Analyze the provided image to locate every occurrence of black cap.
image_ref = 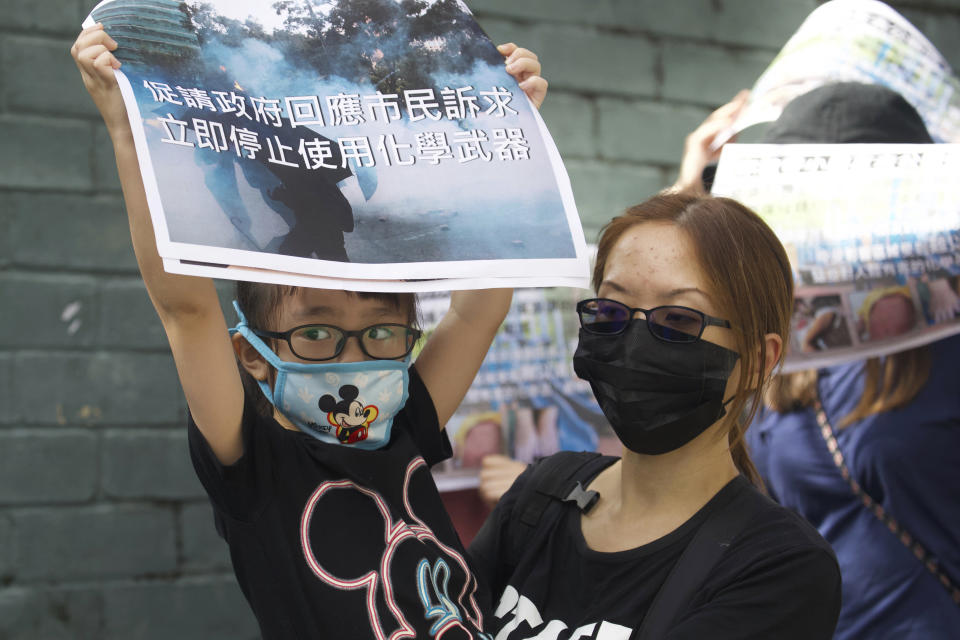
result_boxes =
[762,82,934,144]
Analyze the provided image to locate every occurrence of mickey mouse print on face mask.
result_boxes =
[230,300,416,450]
[318,384,381,444]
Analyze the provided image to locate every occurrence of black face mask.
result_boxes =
[572,322,740,455]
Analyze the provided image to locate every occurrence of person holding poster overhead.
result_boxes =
[72,21,548,639]
[468,192,841,639]
[680,81,960,638]
[748,84,960,640]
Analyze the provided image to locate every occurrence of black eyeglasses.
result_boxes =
[576,298,731,343]
[254,323,422,361]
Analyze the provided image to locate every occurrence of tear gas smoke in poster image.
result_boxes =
[84,0,588,288]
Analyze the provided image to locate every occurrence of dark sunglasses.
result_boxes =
[254,323,422,361]
[576,298,731,343]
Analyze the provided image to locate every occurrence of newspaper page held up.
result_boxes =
[727,0,960,144]
[712,143,960,372]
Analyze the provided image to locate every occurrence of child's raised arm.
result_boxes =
[414,44,546,427]
[71,24,245,464]
[415,288,513,427]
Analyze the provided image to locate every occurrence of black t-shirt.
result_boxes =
[188,366,488,639]
[469,458,842,640]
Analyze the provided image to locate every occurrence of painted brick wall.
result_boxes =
[1,1,958,637]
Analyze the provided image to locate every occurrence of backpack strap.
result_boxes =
[509,451,616,567]
[634,483,759,639]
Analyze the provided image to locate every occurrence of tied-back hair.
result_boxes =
[764,350,931,428]
[234,281,419,417]
[594,192,794,485]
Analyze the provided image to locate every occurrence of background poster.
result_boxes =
[84,0,588,288]
[726,0,960,144]
[712,143,960,372]
[419,288,614,491]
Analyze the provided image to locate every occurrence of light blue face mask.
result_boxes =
[231,302,410,450]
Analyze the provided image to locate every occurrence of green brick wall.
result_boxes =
[473,0,960,238]
[2,1,959,637]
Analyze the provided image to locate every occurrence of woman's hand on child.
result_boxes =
[71,23,130,137]
[499,43,547,109]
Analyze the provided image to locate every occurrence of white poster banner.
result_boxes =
[162,258,593,292]
[84,0,589,290]
[712,143,960,372]
[727,0,960,144]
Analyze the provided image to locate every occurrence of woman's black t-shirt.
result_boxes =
[469,458,842,640]
[188,366,488,640]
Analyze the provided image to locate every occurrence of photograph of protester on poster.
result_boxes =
[86,0,585,284]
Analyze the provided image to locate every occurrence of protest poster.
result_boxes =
[712,143,960,372]
[418,288,613,491]
[723,0,960,145]
[83,0,589,290]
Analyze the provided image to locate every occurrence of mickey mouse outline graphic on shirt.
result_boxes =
[318,384,380,444]
[300,457,491,640]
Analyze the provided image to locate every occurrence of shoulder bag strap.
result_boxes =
[813,386,960,605]
[634,483,758,640]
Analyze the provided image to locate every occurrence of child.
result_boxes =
[72,22,547,639]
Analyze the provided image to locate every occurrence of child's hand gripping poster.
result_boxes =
[83,0,590,291]
[712,143,960,372]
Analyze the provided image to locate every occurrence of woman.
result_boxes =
[746,83,960,640]
[669,82,960,639]
[469,192,841,639]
